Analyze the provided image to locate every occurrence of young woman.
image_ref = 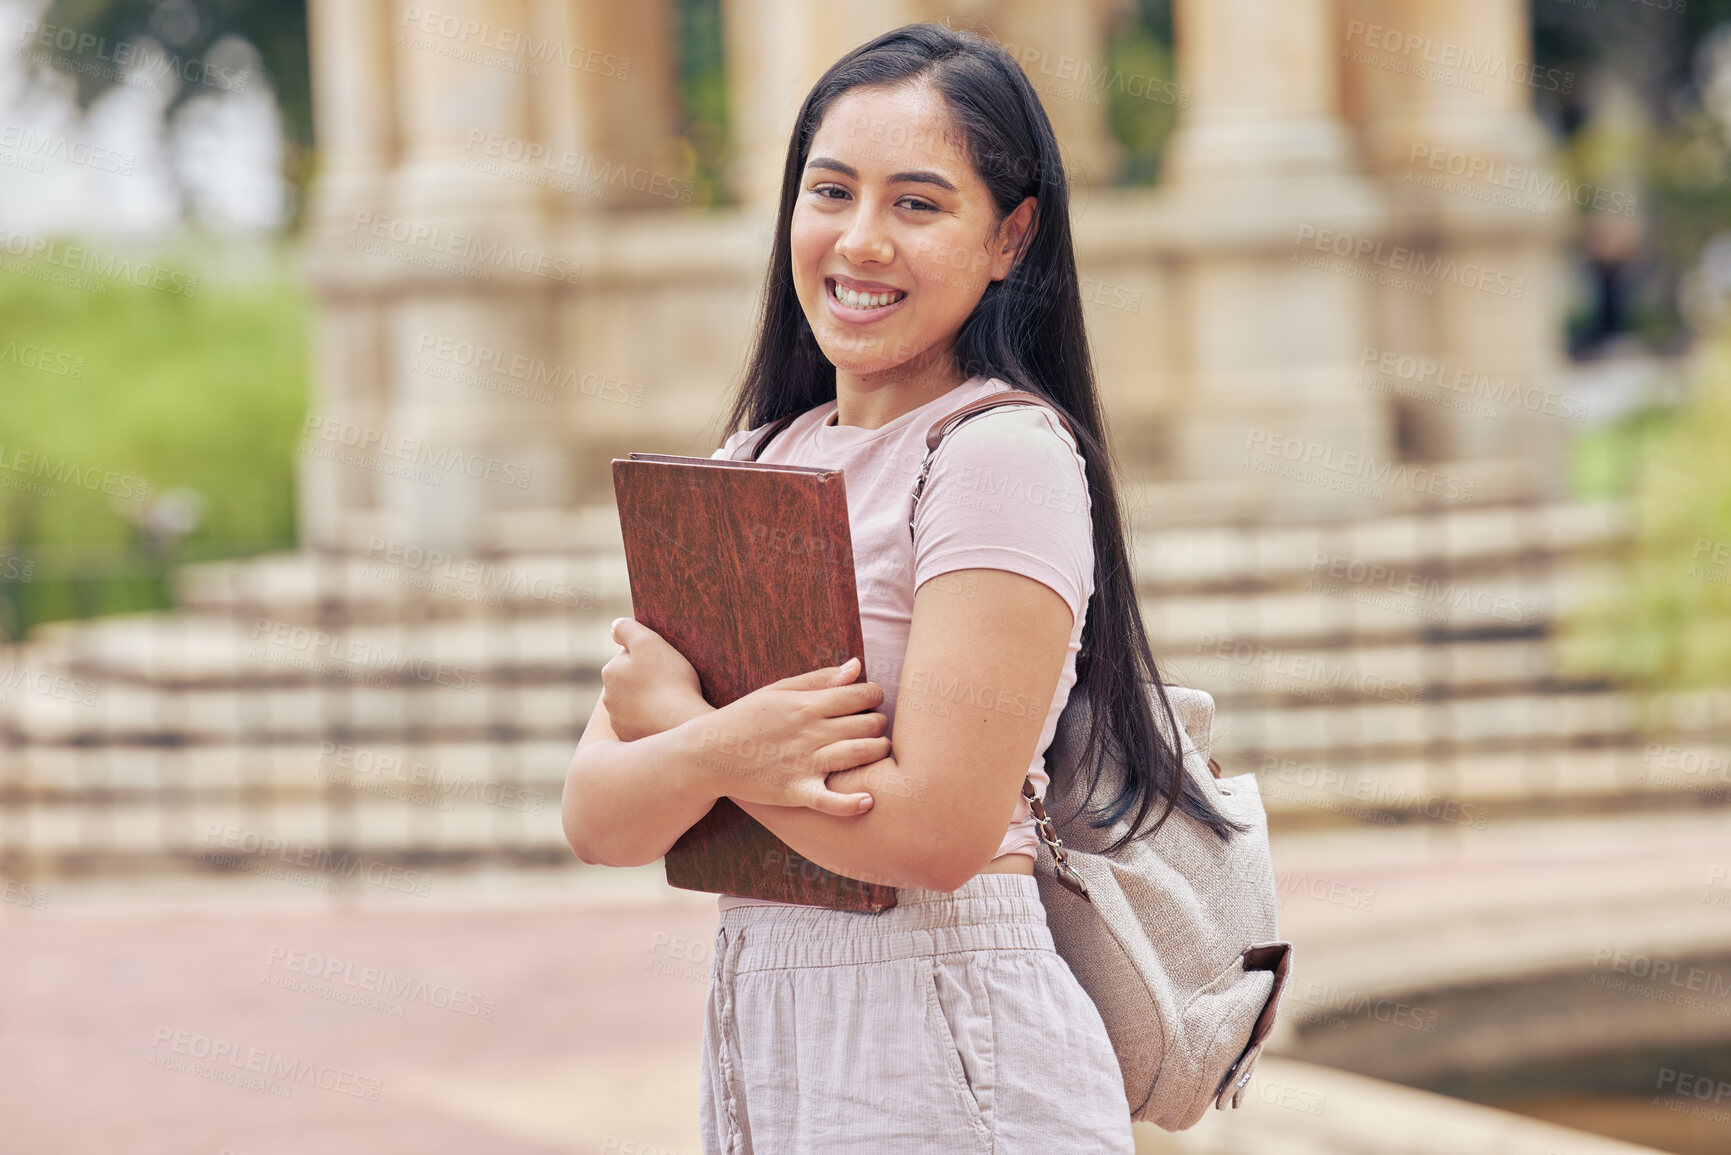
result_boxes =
[562,22,1243,1154]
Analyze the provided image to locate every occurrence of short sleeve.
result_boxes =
[911,406,1094,622]
[711,428,756,460]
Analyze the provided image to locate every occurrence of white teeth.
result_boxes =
[834,283,902,309]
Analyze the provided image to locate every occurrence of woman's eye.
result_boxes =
[810,183,848,200]
[899,197,937,212]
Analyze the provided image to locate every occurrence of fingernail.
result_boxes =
[611,618,624,631]
[857,795,873,812]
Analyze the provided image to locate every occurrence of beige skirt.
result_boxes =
[698,871,1136,1154]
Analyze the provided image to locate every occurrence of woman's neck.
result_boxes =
[832,350,970,430]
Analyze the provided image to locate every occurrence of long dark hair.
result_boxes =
[720,21,1245,849]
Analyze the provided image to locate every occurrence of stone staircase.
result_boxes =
[2,484,1727,885]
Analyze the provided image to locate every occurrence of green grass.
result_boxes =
[0,241,309,639]
[1560,329,1731,691]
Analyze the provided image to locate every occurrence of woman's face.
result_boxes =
[790,82,1034,384]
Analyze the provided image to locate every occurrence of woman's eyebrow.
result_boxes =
[806,156,958,192]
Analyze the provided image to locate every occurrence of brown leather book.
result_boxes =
[611,451,898,912]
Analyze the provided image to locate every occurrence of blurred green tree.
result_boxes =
[22,0,311,223]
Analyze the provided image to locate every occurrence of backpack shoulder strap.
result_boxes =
[909,388,1078,539]
[730,411,800,462]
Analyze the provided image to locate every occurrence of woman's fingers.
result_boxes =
[794,775,875,817]
[824,711,888,742]
[821,737,892,773]
[769,656,860,692]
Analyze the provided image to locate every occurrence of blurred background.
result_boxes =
[2,0,1730,1151]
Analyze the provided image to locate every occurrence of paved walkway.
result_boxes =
[0,865,720,1155]
[6,806,1727,1153]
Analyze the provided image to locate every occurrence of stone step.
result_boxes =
[0,675,599,743]
[9,736,1725,825]
[1162,636,1579,709]
[0,795,569,872]
[1211,688,1731,763]
[7,740,1725,876]
[1133,500,1626,592]
[1118,456,1548,531]
[173,547,630,625]
[2,739,573,800]
[159,499,1627,626]
[11,610,618,686]
[18,553,1611,694]
[1144,561,1615,649]
[1248,741,1731,829]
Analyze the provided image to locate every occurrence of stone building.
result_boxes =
[298,0,1571,552]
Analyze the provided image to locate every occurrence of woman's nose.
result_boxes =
[835,201,894,264]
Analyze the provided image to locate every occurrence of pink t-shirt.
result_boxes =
[705,375,1095,911]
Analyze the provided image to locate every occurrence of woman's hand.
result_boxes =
[687,658,891,816]
[600,618,712,742]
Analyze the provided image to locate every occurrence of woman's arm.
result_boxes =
[562,656,891,867]
[561,696,725,867]
[732,566,1074,892]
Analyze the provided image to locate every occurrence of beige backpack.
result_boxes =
[912,390,1294,1131]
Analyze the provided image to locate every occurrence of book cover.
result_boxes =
[612,452,897,912]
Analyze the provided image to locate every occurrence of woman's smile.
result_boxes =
[825,275,910,323]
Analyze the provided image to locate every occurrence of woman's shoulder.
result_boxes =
[943,381,1088,476]
[711,400,838,459]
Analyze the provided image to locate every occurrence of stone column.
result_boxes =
[980,0,1123,187]
[1157,0,1394,518]
[533,0,685,212]
[721,0,920,209]
[1337,0,1571,494]
[375,0,564,551]
[720,1,1120,206]
[299,0,400,549]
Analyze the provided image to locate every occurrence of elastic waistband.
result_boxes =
[717,872,1052,972]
